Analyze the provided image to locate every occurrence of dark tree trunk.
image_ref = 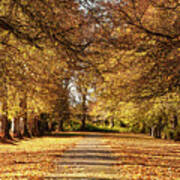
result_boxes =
[150,126,160,138]
[174,114,178,129]
[173,114,180,141]
[14,117,23,139]
[23,117,31,137]
[156,128,161,138]
[140,123,146,134]
[20,92,31,137]
[105,119,109,126]
[32,116,40,136]
[81,94,87,130]
[81,114,86,130]
[3,116,12,139]
[155,117,163,139]
[37,120,44,136]
[59,118,64,131]
[2,81,12,140]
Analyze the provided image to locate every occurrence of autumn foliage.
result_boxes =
[0,0,179,163]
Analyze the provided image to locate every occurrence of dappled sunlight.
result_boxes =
[0,0,180,179]
[0,134,81,179]
[104,133,180,179]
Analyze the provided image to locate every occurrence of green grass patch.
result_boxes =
[79,123,129,133]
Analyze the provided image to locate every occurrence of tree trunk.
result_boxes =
[23,117,31,137]
[2,80,12,139]
[14,117,23,139]
[81,114,86,130]
[59,118,64,131]
[3,116,12,139]
[81,93,87,130]
[105,119,109,126]
[20,92,31,137]
[173,114,178,129]
[32,116,40,136]
[173,114,180,141]
[156,128,161,138]
[156,117,163,138]
[150,126,155,137]
[111,118,115,128]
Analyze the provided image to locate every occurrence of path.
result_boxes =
[47,133,119,180]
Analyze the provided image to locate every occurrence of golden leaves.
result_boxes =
[0,135,81,179]
[104,133,180,179]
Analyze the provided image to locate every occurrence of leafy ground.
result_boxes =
[1,132,180,179]
[103,133,180,179]
[0,133,82,179]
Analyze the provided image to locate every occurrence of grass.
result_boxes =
[0,134,82,179]
[74,123,129,133]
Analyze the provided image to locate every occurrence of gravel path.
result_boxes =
[46,134,119,180]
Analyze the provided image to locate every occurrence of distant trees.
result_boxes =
[0,0,90,139]
[84,0,180,139]
[0,0,180,140]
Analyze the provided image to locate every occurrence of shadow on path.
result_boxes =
[47,131,153,141]
[45,177,119,180]
[52,135,120,180]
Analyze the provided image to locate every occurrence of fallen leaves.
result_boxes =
[2,132,180,179]
[104,133,180,180]
[0,134,81,179]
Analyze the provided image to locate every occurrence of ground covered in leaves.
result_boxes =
[104,133,180,179]
[0,133,82,179]
[1,132,180,179]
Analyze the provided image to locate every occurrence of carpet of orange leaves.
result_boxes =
[104,133,180,180]
[0,133,81,179]
[1,132,180,179]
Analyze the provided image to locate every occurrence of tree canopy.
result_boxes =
[0,0,180,139]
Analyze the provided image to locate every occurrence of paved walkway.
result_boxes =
[47,134,119,180]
